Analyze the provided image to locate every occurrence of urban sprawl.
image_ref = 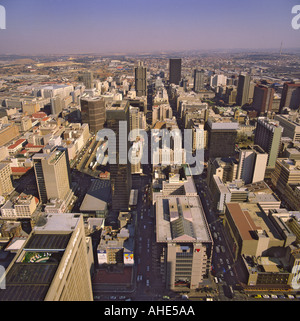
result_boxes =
[0,52,299,301]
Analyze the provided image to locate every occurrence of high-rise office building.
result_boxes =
[134,61,147,97]
[152,104,173,125]
[0,163,14,197]
[237,145,268,184]
[50,96,63,115]
[193,69,205,92]
[80,96,106,134]
[271,158,300,211]
[82,71,94,89]
[210,74,227,88]
[106,100,132,211]
[129,106,146,133]
[169,58,181,85]
[207,157,239,188]
[271,158,300,194]
[274,114,300,142]
[236,73,251,106]
[252,84,275,115]
[279,82,300,112]
[205,117,238,159]
[254,118,283,168]
[33,146,72,204]
[225,87,237,104]
[0,213,94,301]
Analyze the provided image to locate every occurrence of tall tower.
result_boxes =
[205,117,238,159]
[80,96,106,134]
[237,145,268,184]
[134,61,147,97]
[169,58,181,85]
[0,163,14,197]
[254,118,283,168]
[82,71,94,89]
[33,146,72,204]
[279,82,300,113]
[236,73,251,107]
[193,69,205,92]
[252,84,275,115]
[106,100,132,211]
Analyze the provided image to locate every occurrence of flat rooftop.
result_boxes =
[106,100,128,111]
[226,203,283,241]
[156,195,212,243]
[34,213,81,232]
[0,214,81,301]
[226,203,260,241]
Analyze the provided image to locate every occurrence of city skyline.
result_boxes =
[0,0,300,304]
[0,0,299,55]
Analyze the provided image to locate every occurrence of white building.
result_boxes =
[237,145,268,184]
[210,74,227,88]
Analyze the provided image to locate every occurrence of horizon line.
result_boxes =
[1,47,300,57]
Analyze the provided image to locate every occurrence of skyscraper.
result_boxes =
[254,118,283,168]
[210,74,227,88]
[106,100,132,211]
[50,96,63,115]
[279,82,300,112]
[134,61,147,97]
[237,145,268,184]
[236,73,251,106]
[80,96,106,134]
[193,69,205,92]
[0,163,14,197]
[0,213,94,301]
[82,71,94,89]
[205,117,238,159]
[252,84,275,115]
[169,58,181,85]
[33,146,72,204]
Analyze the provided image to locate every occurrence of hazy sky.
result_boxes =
[0,0,299,55]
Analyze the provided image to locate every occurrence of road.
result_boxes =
[133,170,164,301]
[194,174,244,300]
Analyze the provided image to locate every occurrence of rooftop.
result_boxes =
[0,214,83,301]
[80,179,110,212]
[226,203,283,241]
[34,213,81,232]
[226,203,260,241]
[156,195,211,243]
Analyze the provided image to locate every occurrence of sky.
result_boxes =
[0,0,299,55]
